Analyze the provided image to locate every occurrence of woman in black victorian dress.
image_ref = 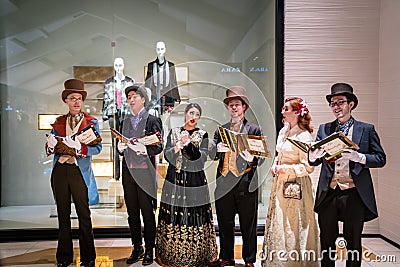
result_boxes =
[156,103,217,267]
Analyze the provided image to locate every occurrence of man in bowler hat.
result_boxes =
[45,79,102,267]
[308,83,386,267]
[210,86,264,267]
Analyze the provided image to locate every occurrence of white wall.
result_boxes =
[378,0,400,244]
[285,0,399,243]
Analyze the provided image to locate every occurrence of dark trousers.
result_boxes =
[318,187,366,267]
[51,162,96,264]
[215,175,258,263]
[108,115,121,180]
[122,167,156,249]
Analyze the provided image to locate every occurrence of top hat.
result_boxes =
[125,84,150,106]
[223,86,250,106]
[326,83,358,109]
[61,79,87,102]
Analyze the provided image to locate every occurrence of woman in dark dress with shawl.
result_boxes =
[156,103,217,267]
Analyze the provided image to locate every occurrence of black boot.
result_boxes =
[126,245,144,264]
[56,262,71,267]
[81,260,95,267]
[142,248,153,266]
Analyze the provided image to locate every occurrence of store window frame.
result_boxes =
[0,0,284,241]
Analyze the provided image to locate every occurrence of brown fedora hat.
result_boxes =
[223,86,249,106]
[326,83,358,109]
[61,79,87,102]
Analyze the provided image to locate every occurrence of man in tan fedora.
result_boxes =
[45,78,102,267]
[210,86,264,267]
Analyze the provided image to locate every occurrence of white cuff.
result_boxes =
[359,153,366,164]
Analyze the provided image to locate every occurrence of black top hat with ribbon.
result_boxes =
[326,83,358,109]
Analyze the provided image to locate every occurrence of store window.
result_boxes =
[0,0,278,233]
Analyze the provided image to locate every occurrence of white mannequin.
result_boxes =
[113,57,125,90]
[145,41,180,115]
[155,42,166,89]
[156,41,166,64]
[102,57,135,180]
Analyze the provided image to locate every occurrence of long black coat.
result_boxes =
[311,119,386,222]
[120,111,163,170]
[145,58,180,106]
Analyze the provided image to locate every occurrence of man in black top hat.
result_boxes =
[117,84,163,266]
[308,83,386,267]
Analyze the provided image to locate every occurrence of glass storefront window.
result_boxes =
[0,0,278,232]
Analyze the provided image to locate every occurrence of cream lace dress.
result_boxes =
[262,123,319,267]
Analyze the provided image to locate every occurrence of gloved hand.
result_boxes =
[341,148,366,164]
[308,147,325,162]
[63,136,81,150]
[128,142,147,155]
[47,134,58,148]
[217,142,230,152]
[178,130,191,148]
[117,141,128,153]
[239,149,254,162]
[175,141,184,150]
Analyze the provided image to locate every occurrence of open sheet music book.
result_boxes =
[110,128,163,146]
[218,125,272,158]
[287,131,359,161]
[72,124,102,145]
[49,124,102,157]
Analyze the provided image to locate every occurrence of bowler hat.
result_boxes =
[223,86,249,106]
[326,83,358,109]
[125,84,150,106]
[61,79,87,102]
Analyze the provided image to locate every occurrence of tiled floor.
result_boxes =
[0,201,270,230]
[0,237,399,267]
[0,204,399,266]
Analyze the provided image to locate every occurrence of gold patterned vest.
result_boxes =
[220,121,243,177]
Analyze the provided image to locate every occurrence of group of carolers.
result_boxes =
[46,79,385,267]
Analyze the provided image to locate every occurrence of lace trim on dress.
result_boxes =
[171,127,206,173]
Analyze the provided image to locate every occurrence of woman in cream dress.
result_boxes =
[262,97,319,267]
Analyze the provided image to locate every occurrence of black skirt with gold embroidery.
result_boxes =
[156,170,218,267]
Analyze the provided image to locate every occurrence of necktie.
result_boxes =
[130,115,140,130]
[68,113,82,130]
